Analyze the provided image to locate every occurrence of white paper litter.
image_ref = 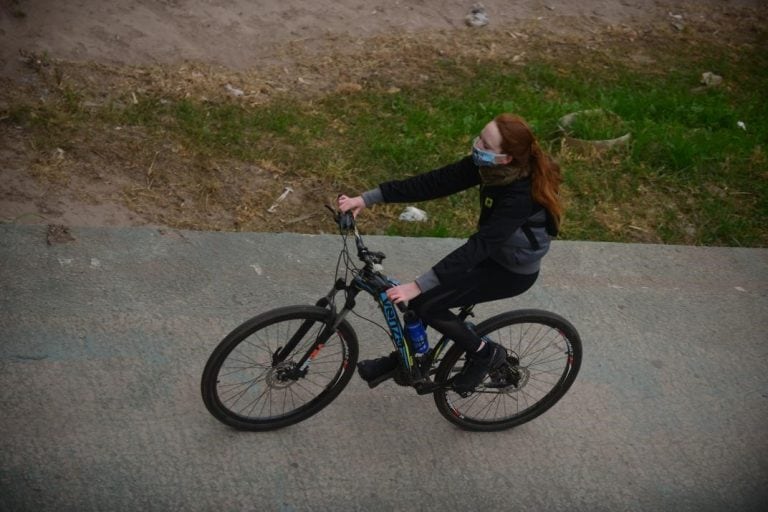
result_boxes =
[399,206,428,222]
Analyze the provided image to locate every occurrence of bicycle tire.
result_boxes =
[201,305,358,431]
[433,309,582,432]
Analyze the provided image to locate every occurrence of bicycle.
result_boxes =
[201,209,582,432]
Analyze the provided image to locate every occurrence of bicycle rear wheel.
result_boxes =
[433,309,581,431]
[201,305,358,430]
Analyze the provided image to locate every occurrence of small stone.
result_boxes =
[46,224,76,245]
[465,3,489,27]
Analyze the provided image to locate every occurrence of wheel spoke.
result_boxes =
[435,314,580,430]
[202,307,357,429]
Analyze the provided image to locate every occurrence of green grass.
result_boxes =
[564,110,628,141]
[14,34,768,246]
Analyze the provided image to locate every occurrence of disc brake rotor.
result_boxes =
[266,362,300,389]
[485,353,529,392]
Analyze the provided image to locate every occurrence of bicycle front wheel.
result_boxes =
[201,305,358,431]
[433,309,582,431]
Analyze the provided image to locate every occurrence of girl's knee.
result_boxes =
[409,296,429,319]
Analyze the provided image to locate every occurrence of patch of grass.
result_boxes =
[563,110,628,141]
[304,47,765,245]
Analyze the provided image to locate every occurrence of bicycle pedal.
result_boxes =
[414,380,440,395]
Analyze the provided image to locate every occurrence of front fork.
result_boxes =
[272,279,358,377]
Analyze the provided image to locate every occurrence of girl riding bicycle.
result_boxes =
[338,113,563,394]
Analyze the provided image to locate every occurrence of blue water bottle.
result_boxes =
[404,310,429,354]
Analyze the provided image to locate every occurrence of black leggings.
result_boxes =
[409,259,538,354]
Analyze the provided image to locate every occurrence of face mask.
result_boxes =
[472,137,508,167]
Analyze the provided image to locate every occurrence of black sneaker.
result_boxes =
[453,342,507,395]
[357,351,399,388]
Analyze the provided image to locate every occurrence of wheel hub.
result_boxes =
[486,353,529,392]
[267,362,300,389]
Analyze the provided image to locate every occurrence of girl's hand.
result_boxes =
[386,282,422,304]
[337,195,366,217]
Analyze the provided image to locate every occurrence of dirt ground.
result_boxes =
[0,0,764,230]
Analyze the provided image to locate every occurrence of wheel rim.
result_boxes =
[213,316,349,422]
[444,321,576,425]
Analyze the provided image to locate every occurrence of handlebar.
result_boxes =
[326,206,386,267]
[326,205,411,312]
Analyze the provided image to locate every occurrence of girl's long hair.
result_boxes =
[494,113,564,230]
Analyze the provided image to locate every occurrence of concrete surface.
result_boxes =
[1,224,767,511]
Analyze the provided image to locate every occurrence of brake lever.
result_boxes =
[324,204,339,222]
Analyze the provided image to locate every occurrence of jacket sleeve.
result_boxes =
[431,192,533,285]
[379,156,480,203]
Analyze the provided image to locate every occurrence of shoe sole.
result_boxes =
[362,369,397,389]
[356,362,397,389]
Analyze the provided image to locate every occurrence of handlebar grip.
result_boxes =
[396,302,408,313]
[339,211,355,231]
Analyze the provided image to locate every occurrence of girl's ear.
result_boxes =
[499,154,514,165]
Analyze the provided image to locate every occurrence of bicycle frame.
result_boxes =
[272,211,476,393]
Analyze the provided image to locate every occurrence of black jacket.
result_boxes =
[375,156,551,288]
